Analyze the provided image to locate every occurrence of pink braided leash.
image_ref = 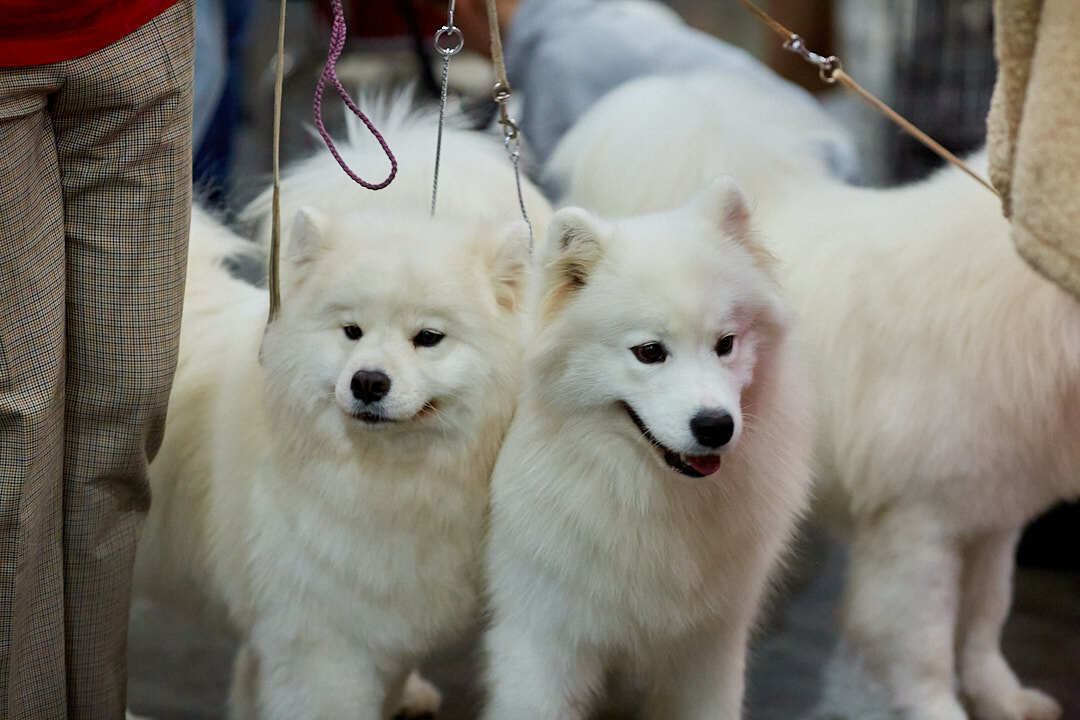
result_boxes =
[313,0,397,189]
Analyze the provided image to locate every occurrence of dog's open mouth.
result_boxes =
[351,400,438,425]
[621,402,722,478]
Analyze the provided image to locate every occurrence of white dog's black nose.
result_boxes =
[351,370,391,404]
[690,410,734,448]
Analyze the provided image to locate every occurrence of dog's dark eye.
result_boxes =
[716,334,736,357]
[343,324,363,340]
[631,342,668,364]
[413,329,445,348]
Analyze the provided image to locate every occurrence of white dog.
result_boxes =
[482,178,813,719]
[135,99,549,719]
[545,72,1080,720]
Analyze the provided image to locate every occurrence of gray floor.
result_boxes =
[127,528,1080,720]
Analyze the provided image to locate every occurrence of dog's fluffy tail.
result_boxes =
[185,206,264,307]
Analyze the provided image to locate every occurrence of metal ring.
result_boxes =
[434,25,464,56]
[492,82,512,104]
[819,56,841,84]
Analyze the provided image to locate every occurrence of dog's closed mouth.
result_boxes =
[351,400,438,425]
[353,411,394,424]
[621,402,722,478]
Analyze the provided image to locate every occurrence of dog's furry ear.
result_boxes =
[287,206,330,265]
[693,176,752,239]
[537,207,608,322]
[491,220,530,313]
[544,207,608,289]
[693,177,777,277]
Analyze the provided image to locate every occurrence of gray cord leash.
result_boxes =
[430,0,463,216]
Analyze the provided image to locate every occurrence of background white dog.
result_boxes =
[545,72,1079,720]
[135,99,549,720]
[482,179,813,719]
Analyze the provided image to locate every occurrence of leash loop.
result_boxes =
[313,0,398,191]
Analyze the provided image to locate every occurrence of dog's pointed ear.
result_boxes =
[287,206,330,265]
[693,176,777,277]
[536,207,609,322]
[693,176,751,240]
[543,206,608,290]
[490,220,530,313]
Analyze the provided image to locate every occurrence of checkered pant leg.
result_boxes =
[0,1,194,717]
[0,70,69,720]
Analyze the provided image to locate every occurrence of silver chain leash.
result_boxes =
[430,0,463,216]
[492,83,533,252]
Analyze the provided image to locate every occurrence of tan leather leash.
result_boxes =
[738,0,999,197]
[486,0,535,250]
[267,0,287,324]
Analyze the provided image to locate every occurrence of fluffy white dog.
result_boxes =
[545,72,1079,720]
[135,100,549,719]
[481,178,813,719]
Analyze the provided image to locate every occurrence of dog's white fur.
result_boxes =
[482,179,813,719]
[136,100,550,719]
[546,72,1080,720]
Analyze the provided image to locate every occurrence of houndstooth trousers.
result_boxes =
[0,2,194,717]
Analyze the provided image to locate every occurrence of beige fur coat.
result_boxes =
[988,0,1080,300]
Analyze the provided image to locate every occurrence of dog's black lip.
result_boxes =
[620,401,712,478]
[352,410,393,424]
[350,400,438,425]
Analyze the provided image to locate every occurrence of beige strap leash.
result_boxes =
[267,0,287,324]
[738,0,998,197]
[486,0,534,250]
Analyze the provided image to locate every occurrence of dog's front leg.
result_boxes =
[481,619,603,720]
[643,627,748,720]
[230,624,391,720]
[957,528,1062,720]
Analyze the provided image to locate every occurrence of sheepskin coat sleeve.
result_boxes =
[988,0,1080,301]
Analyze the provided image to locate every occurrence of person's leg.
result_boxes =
[50,2,195,715]
[0,67,69,720]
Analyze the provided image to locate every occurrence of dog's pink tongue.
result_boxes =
[687,455,722,476]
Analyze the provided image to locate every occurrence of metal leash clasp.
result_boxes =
[783,33,841,83]
[492,81,520,153]
[491,81,533,251]
[492,82,516,136]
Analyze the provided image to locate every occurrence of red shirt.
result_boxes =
[0,0,182,67]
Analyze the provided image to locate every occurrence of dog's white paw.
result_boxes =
[971,687,1062,720]
[962,653,1062,720]
[393,670,442,719]
[1015,688,1064,720]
